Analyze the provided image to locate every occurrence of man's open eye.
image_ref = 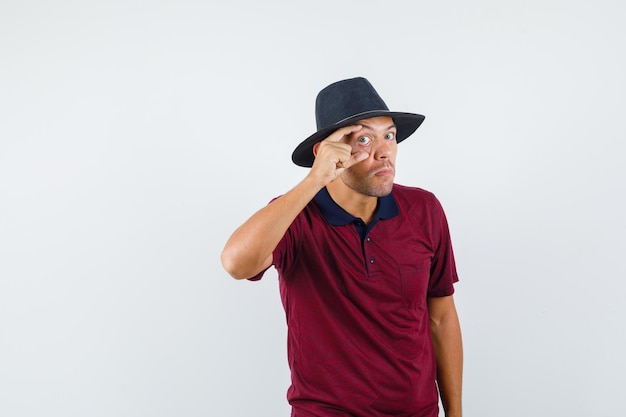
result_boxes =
[357,136,372,146]
[385,132,396,140]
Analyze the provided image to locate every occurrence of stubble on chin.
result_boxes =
[342,170,395,197]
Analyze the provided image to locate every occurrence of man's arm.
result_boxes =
[220,125,368,279]
[428,295,463,417]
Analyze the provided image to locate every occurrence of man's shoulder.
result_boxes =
[390,184,447,227]
[391,183,438,203]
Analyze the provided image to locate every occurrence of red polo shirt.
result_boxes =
[253,184,459,417]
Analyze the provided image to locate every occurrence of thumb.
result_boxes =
[344,151,370,168]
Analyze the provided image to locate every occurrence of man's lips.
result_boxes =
[373,167,394,177]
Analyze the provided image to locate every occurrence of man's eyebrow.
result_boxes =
[357,123,397,131]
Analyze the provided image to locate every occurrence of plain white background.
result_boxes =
[1,1,625,416]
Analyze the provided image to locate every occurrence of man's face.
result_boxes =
[340,116,398,197]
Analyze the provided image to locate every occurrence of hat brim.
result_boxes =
[291,111,425,167]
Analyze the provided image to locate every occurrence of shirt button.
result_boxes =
[369,257,375,264]
[366,237,371,242]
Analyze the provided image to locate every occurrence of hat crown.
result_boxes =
[315,77,390,130]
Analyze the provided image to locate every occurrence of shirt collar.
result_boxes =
[314,186,399,226]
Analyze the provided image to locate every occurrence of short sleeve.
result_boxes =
[246,196,302,281]
[426,196,459,297]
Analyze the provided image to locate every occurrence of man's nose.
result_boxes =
[373,139,392,159]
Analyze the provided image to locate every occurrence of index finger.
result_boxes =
[322,124,363,143]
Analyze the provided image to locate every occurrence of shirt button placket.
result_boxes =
[364,235,374,271]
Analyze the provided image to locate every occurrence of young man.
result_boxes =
[221,77,463,417]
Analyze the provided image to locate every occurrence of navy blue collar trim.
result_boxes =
[314,187,399,226]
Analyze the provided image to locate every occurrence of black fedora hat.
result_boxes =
[292,77,425,167]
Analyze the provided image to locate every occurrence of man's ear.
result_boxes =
[312,142,321,157]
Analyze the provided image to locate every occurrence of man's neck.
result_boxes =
[326,181,378,225]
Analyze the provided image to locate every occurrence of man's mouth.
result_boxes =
[373,166,394,177]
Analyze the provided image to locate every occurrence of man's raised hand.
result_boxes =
[309,125,369,186]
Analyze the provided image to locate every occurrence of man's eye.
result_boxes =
[357,136,372,145]
[385,132,396,140]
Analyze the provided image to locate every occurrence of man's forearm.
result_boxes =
[429,298,463,417]
[221,175,324,279]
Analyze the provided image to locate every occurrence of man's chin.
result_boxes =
[343,175,394,197]
[369,183,394,197]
